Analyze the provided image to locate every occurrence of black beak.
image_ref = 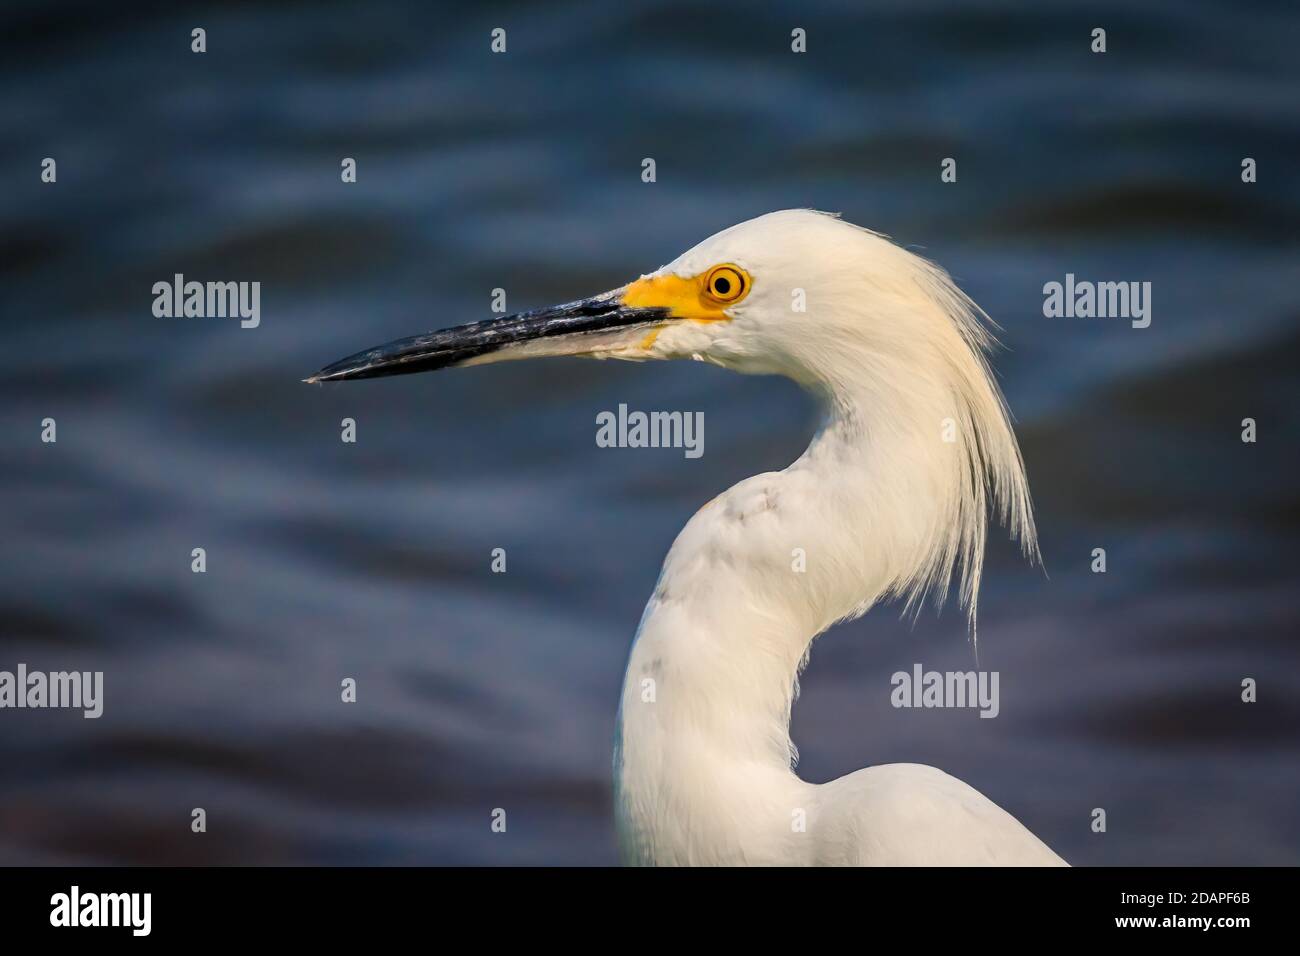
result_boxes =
[305,291,670,383]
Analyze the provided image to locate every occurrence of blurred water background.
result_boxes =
[1,0,1297,865]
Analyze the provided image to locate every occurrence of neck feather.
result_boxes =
[614,276,1036,864]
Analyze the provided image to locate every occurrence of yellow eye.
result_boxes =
[704,265,747,303]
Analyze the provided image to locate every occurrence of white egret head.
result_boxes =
[308,209,1036,624]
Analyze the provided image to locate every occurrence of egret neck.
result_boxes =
[613,351,967,865]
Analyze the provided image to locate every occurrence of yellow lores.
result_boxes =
[623,264,751,352]
[623,264,751,323]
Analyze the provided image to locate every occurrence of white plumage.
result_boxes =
[609,211,1064,865]
[311,208,1066,866]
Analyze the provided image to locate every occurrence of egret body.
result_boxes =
[309,210,1066,866]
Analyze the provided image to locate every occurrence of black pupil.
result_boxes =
[714,276,732,295]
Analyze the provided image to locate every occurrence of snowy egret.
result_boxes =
[308,210,1066,866]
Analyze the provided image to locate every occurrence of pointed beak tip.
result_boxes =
[304,362,359,384]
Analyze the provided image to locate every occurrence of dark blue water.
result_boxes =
[1,0,1297,864]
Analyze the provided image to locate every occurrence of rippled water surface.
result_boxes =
[1,0,1297,864]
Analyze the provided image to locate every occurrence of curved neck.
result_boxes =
[613,383,950,865]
